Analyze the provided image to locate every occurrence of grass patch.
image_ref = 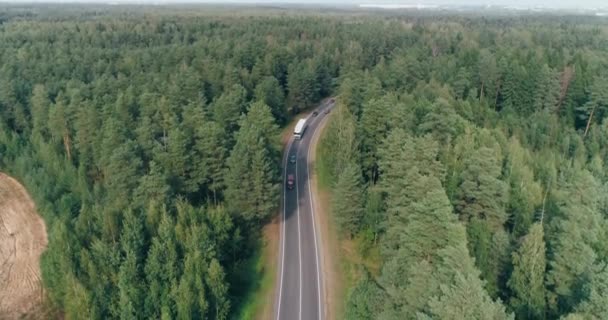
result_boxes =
[230,236,275,320]
[316,132,334,190]
[315,112,382,319]
[229,116,303,320]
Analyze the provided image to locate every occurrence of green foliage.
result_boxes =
[456,145,509,296]
[1,7,608,320]
[318,103,359,183]
[224,101,280,225]
[421,244,513,320]
[570,264,608,319]
[331,162,365,236]
[546,169,605,316]
[254,76,287,124]
[345,272,386,320]
[287,59,320,114]
[508,223,547,320]
[359,94,406,182]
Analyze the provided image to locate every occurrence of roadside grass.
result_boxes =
[232,102,332,320]
[231,115,310,320]
[315,113,382,320]
[230,234,275,320]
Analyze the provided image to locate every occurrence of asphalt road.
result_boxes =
[275,100,334,320]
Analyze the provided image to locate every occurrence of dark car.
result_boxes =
[312,111,319,117]
[289,154,296,164]
[287,174,295,190]
[330,98,335,103]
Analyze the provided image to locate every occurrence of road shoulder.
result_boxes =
[308,114,340,320]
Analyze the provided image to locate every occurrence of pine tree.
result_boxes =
[48,93,73,161]
[505,137,543,237]
[478,50,499,105]
[456,147,509,296]
[173,251,209,320]
[378,130,445,243]
[224,102,279,224]
[546,169,604,315]
[418,101,467,146]
[243,100,281,156]
[194,120,228,203]
[361,186,384,244]
[145,213,178,319]
[287,59,317,114]
[73,100,100,171]
[105,140,143,209]
[209,84,247,137]
[249,142,279,222]
[572,264,608,319]
[117,250,141,320]
[359,94,397,182]
[331,162,365,236]
[379,175,464,317]
[135,161,171,208]
[578,75,608,137]
[207,259,230,320]
[533,64,560,112]
[422,244,513,320]
[166,124,195,193]
[345,272,386,320]
[452,67,471,99]
[254,76,286,123]
[564,61,589,122]
[30,84,50,139]
[508,223,547,319]
[379,173,511,319]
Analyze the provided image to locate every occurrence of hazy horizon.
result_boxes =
[0,0,607,9]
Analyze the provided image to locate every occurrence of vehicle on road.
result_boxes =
[287,174,295,190]
[329,98,335,103]
[312,111,319,117]
[324,108,330,114]
[294,118,307,140]
[289,154,296,164]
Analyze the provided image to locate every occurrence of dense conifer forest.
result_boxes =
[0,5,608,319]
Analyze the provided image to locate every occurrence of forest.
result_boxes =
[0,4,607,320]
[0,5,337,318]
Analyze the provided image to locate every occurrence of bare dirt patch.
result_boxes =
[0,173,48,319]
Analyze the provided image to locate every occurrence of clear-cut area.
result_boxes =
[0,173,48,319]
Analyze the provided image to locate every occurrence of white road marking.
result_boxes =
[295,141,303,320]
[276,100,332,320]
[307,109,328,320]
[276,139,293,320]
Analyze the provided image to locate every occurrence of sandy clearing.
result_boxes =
[0,173,48,319]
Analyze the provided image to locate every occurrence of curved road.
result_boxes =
[275,100,334,320]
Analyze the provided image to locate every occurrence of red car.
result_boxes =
[287,174,295,190]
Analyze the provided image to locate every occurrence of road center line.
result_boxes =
[295,141,303,320]
[276,139,293,320]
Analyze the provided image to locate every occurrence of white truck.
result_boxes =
[294,118,307,140]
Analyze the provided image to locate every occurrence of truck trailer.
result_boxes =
[294,118,307,140]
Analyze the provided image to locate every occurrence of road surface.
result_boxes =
[275,100,334,320]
